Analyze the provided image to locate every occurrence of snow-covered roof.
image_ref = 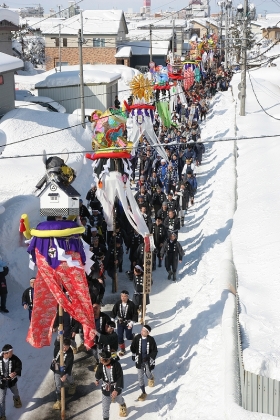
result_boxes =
[0,7,19,26]
[118,40,170,56]
[127,28,173,41]
[254,17,280,29]
[190,17,218,28]
[20,17,65,33]
[0,53,23,73]
[115,46,132,58]
[35,70,121,88]
[42,10,127,35]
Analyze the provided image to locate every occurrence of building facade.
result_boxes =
[44,10,128,71]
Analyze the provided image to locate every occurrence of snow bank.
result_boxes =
[231,58,280,380]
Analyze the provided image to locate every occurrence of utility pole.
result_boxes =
[224,4,228,68]
[58,23,61,72]
[172,17,175,54]
[240,0,248,116]
[149,24,153,63]
[78,10,85,128]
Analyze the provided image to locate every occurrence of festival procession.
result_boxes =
[0,26,234,420]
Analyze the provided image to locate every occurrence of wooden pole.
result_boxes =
[142,235,152,325]
[112,204,118,293]
[59,304,65,420]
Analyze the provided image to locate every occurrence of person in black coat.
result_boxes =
[0,262,9,313]
[195,141,205,166]
[93,321,118,358]
[132,265,150,321]
[140,206,153,232]
[51,338,75,409]
[126,230,144,271]
[90,302,111,367]
[160,232,184,281]
[95,350,127,419]
[164,209,181,236]
[152,186,166,217]
[130,325,158,402]
[81,217,92,245]
[104,239,124,280]
[22,277,35,321]
[151,217,168,268]
[0,344,22,415]
[149,171,163,195]
[157,202,168,221]
[166,191,179,212]
[175,182,193,227]
[134,243,145,268]
[79,199,91,219]
[111,290,138,356]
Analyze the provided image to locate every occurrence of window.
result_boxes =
[63,38,67,47]
[93,38,105,47]
[0,75,3,85]
[55,61,69,67]
[55,38,59,47]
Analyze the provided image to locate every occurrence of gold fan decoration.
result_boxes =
[130,74,153,102]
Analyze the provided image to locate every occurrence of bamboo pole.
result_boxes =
[59,304,65,420]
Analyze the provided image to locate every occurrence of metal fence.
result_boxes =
[236,291,280,417]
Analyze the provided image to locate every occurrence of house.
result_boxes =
[258,15,280,40]
[35,67,121,113]
[0,52,23,118]
[38,181,80,217]
[115,39,170,68]
[189,17,219,39]
[0,7,19,55]
[43,10,128,71]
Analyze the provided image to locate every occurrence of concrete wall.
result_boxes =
[0,71,15,117]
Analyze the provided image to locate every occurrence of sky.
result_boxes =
[4,0,280,18]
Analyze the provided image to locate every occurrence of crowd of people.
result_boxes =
[0,66,232,420]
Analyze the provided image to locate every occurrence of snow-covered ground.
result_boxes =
[0,58,280,419]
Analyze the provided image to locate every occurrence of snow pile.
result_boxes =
[0,52,23,73]
[231,62,280,380]
[0,7,19,26]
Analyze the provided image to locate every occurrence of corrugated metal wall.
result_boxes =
[37,82,118,113]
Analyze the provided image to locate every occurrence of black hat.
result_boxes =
[143,324,151,333]
[186,169,193,175]
[116,238,121,244]
[2,344,13,353]
[121,290,129,296]
[156,216,162,220]
[168,191,173,195]
[100,350,111,360]
[107,321,116,328]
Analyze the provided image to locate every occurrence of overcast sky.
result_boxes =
[5,0,280,17]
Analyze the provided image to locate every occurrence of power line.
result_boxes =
[248,69,280,120]
[1,133,280,160]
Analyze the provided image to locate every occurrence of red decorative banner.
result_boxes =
[27,250,95,349]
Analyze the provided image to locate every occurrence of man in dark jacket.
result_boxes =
[22,277,35,321]
[152,186,166,217]
[151,217,168,268]
[0,344,22,417]
[164,209,181,236]
[126,230,143,271]
[95,350,127,419]
[79,199,91,219]
[157,201,168,221]
[160,232,184,281]
[111,290,138,356]
[51,338,75,410]
[130,325,158,402]
[0,262,9,313]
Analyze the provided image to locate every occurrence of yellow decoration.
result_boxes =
[30,226,85,238]
[130,74,153,102]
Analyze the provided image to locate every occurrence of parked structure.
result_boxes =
[0,7,19,55]
[0,52,23,118]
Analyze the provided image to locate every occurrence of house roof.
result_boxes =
[0,53,23,74]
[117,40,170,56]
[42,9,128,36]
[0,7,19,26]
[38,181,81,198]
[115,46,132,58]
[35,69,121,88]
[190,17,218,29]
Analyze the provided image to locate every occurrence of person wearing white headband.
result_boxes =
[0,344,22,418]
[130,325,158,402]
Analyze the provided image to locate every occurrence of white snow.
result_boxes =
[0,53,23,73]
[0,48,280,419]
[42,10,125,35]
[35,70,121,88]
[0,7,19,26]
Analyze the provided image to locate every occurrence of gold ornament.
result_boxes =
[130,74,153,102]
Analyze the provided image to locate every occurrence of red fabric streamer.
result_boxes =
[123,100,156,111]
[27,250,95,349]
